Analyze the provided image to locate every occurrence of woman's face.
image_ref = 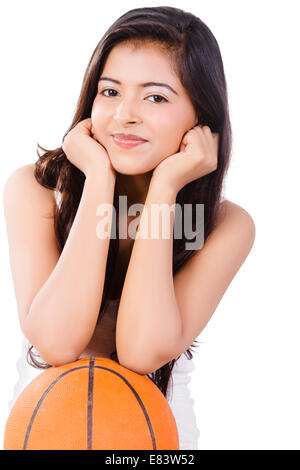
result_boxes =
[91,41,198,175]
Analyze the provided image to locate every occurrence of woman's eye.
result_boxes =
[147,95,168,103]
[100,89,118,97]
[99,89,168,103]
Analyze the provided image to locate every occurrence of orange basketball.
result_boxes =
[4,356,179,450]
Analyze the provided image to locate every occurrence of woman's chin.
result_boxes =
[110,158,153,176]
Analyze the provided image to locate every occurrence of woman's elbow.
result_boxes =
[23,322,82,367]
[31,343,79,367]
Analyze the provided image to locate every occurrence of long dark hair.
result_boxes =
[27,6,232,400]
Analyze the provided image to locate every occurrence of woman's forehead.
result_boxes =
[102,42,182,90]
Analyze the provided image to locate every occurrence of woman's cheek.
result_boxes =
[90,110,106,140]
[91,102,105,126]
[163,130,184,155]
[153,143,178,167]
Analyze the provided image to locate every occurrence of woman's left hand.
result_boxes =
[152,125,219,194]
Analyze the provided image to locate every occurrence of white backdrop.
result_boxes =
[0,0,299,450]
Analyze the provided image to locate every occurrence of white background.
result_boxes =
[0,0,299,450]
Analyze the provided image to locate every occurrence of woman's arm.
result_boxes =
[4,163,115,365]
[116,177,182,374]
[23,168,116,365]
[117,192,255,375]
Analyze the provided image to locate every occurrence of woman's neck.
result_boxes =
[117,170,153,206]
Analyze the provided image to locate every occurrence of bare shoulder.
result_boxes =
[216,198,256,235]
[193,197,256,264]
[3,163,56,218]
[3,163,60,330]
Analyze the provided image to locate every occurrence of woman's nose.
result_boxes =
[113,97,142,125]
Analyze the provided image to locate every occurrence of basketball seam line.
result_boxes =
[87,357,95,450]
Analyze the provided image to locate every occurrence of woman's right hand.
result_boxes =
[62,118,116,178]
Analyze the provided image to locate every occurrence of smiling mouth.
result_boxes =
[112,136,148,148]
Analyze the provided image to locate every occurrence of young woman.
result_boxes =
[3,6,255,449]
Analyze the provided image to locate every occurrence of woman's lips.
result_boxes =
[112,135,148,149]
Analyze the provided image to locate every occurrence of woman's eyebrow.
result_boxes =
[98,76,178,95]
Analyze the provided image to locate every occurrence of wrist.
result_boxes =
[85,164,116,184]
[149,174,178,200]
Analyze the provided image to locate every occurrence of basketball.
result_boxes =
[4,356,179,450]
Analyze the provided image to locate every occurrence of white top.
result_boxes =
[166,352,200,449]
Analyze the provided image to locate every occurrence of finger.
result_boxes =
[201,125,212,134]
[207,134,219,158]
[75,118,93,136]
[212,132,220,147]
[193,125,207,137]
[81,118,93,130]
